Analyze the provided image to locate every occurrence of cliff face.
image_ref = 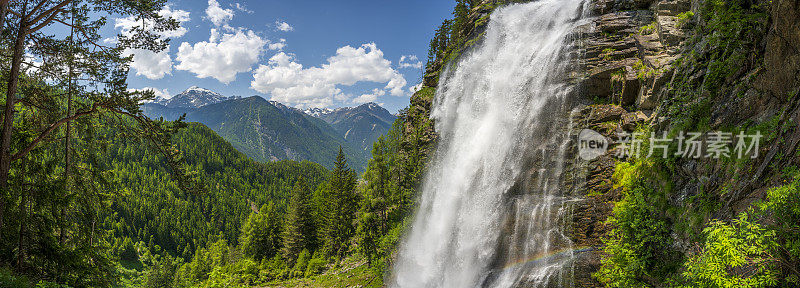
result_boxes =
[569,0,696,285]
[569,0,800,286]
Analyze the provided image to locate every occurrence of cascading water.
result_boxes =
[390,1,590,287]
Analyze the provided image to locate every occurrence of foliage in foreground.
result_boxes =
[678,170,800,288]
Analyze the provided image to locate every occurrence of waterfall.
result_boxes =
[390,1,590,287]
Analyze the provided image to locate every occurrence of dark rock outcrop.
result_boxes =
[575,0,691,111]
[759,0,800,99]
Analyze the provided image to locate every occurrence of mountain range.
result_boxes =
[142,87,396,171]
[152,86,240,108]
[305,103,398,151]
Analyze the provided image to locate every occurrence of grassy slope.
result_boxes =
[261,256,382,288]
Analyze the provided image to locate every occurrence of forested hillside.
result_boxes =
[103,123,328,259]
[0,0,434,285]
[186,97,368,172]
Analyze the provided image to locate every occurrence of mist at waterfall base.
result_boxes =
[389,1,591,287]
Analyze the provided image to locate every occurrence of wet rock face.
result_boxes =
[491,0,694,285]
[565,0,696,286]
[593,0,654,13]
[568,104,649,288]
[760,0,800,99]
[575,0,692,110]
[589,104,627,122]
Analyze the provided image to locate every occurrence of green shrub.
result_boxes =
[0,269,71,288]
[1,269,32,288]
[291,249,311,278]
[639,21,657,35]
[596,159,680,287]
[679,169,800,287]
[676,11,694,28]
[304,252,327,277]
[680,214,778,288]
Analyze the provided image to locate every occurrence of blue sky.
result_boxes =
[110,0,454,113]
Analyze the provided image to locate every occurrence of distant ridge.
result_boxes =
[151,86,241,109]
[142,88,376,171]
[302,102,397,151]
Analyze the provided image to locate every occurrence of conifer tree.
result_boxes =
[0,0,183,190]
[321,146,358,259]
[384,120,409,221]
[281,178,315,263]
[239,203,281,261]
[426,19,452,73]
[356,202,380,267]
[356,133,403,267]
[451,0,471,46]
[362,137,390,228]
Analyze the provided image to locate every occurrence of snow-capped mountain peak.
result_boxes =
[185,86,219,95]
[303,107,334,118]
[301,102,392,120]
[161,87,229,109]
[149,96,170,106]
[364,102,380,110]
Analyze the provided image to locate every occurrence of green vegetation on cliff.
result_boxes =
[596,0,800,287]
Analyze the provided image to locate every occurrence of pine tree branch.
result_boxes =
[26,7,64,35]
[25,0,70,28]
[50,18,113,50]
[29,0,49,18]
[11,103,97,161]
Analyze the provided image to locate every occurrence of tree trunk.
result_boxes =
[17,159,27,269]
[0,0,8,32]
[61,6,74,247]
[0,16,27,231]
[16,194,26,269]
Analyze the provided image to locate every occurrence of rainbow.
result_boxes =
[501,246,595,270]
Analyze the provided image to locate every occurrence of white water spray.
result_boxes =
[390,1,589,287]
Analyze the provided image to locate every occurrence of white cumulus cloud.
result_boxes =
[127,49,173,80]
[268,38,286,51]
[275,21,293,32]
[206,0,234,27]
[386,73,408,96]
[399,55,423,69]
[114,6,190,80]
[234,3,253,14]
[354,88,386,104]
[251,52,341,108]
[176,29,267,84]
[251,43,409,108]
[131,87,172,99]
[409,83,423,95]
